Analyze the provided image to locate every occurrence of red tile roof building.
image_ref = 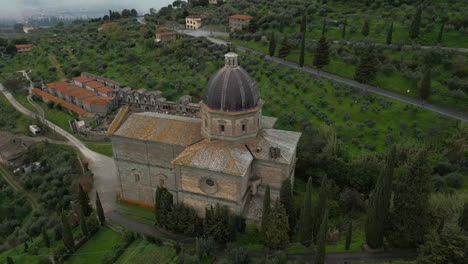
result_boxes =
[32,88,87,115]
[15,44,34,53]
[229,14,253,32]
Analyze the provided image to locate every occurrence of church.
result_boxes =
[109,52,301,220]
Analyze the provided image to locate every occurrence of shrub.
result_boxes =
[444,172,464,189]
[226,245,251,264]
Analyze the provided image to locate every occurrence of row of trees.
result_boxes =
[267,13,434,100]
[154,187,245,243]
[61,186,106,253]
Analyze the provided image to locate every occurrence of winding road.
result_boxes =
[0,82,119,212]
[180,30,468,122]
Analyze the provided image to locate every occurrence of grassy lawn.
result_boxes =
[117,200,155,225]
[35,99,75,133]
[116,239,178,264]
[0,228,62,264]
[85,142,113,157]
[0,92,33,135]
[14,92,38,113]
[65,227,122,264]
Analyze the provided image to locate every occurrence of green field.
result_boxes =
[0,92,33,134]
[34,99,74,133]
[65,227,122,264]
[85,142,113,157]
[117,201,155,225]
[116,239,178,264]
[223,36,467,112]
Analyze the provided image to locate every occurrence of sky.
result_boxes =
[0,0,174,19]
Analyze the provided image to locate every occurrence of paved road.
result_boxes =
[328,39,468,54]
[181,29,467,53]
[181,30,467,122]
[0,83,119,213]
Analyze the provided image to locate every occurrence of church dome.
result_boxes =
[202,52,260,112]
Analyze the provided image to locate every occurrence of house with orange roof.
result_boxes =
[84,81,105,92]
[45,80,114,116]
[15,44,34,53]
[82,96,110,115]
[72,76,93,88]
[229,14,253,32]
[96,86,115,97]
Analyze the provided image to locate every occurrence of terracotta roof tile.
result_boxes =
[96,86,114,94]
[85,81,105,89]
[72,76,93,83]
[229,14,253,20]
[114,112,202,147]
[15,44,34,48]
[83,96,107,105]
[172,139,253,176]
[32,88,87,115]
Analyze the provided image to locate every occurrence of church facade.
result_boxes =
[109,53,301,220]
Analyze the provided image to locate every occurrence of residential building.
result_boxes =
[229,14,253,32]
[15,44,34,53]
[156,31,177,43]
[186,15,204,30]
[23,25,38,33]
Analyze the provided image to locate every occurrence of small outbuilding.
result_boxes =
[29,125,41,135]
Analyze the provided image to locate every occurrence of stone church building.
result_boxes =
[109,53,301,220]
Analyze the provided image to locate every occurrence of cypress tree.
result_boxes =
[79,206,89,237]
[269,32,276,57]
[78,184,92,217]
[95,191,105,226]
[386,21,393,45]
[299,32,306,67]
[313,175,329,242]
[354,46,378,84]
[261,185,271,234]
[61,212,75,252]
[280,178,295,237]
[409,7,422,39]
[264,199,290,249]
[300,14,307,33]
[345,221,352,250]
[342,17,347,39]
[362,20,370,37]
[298,177,313,246]
[155,187,173,229]
[419,67,431,100]
[24,241,28,253]
[42,227,50,248]
[365,146,396,249]
[458,202,468,232]
[278,36,291,59]
[314,210,328,264]
[6,256,14,264]
[388,151,432,247]
[207,203,231,243]
[321,17,327,36]
[248,17,258,33]
[313,36,330,69]
[437,22,445,43]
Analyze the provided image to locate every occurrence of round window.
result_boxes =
[206,179,215,186]
[199,177,218,194]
